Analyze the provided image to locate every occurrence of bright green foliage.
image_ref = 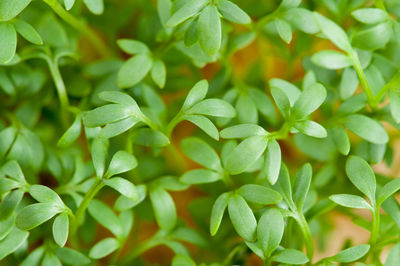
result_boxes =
[1,0,400,265]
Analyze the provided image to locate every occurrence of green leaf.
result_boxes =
[390,90,400,123]
[114,185,147,211]
[166,0,208,27]
[377,178,400,205]
[273,164,293,205]
[88,199,122,237]
[149,186,176,230]
[1,160,25,183]
[225,135,268,175]
[340,67,359,100]
[294,120,327,138]
[280,0,301,9]
[210,192,229,236]
[100,117,139,139]
[99,91,140,108]
[29,185,64,207]
[180,169,220,184]
[83,104,134,127]
[172,254,196,266]
[131,128,170,147]
[184,19,199,47]
[236,93,258,123]
[57,115,82,147]
[153,176,189,191]
[118,54,153,88]
[151,59,167,88]
[331,244,370,263]
[284,8,318,34]
[0,127,16,157]
[83,0,104,15]
[352,8,388,24]
[52,213,69,247]
[0,214,14,241]
[89,238,119,259]
[238,184,281,205]
[182,79,209,109]
[330,126,350,155]
[228,194,257,241]
[43,252,62,266]
[13,19,42,45]
[105,150,137,178]
[293,83,327,118]
[271,249,309,264]
[0,23,17,63]
[0,189,23,221]
[185,115,219,140]
[216,0,251,24]
[16,203,62,230]
[55,247,91,265]
[344,114,388,144]
[385,243,400,266]
[0,227,29,260]
[345,156,376,203]
[91,137,109,178]
[270,86,291,119]
[220,124,267,139]
[257,208,284,256]
[181,137,221,170]
[293,163,312,210]
[0,0,31,21]
[20,246,44,266]
[64,0,76,10]
[313,12,352,52]
[311,50,352,69]
[117,39,149,54]
[275,18,292,44]
[270,78,300,106]
[104,177,137,201]
[329,194,372,209]
[352,22,392,51]
[198,5,221,55]
[261,139,281,185]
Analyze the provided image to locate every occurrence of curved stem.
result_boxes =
[370,208,381,246]
[47,59,69,110]
[120,237,163,265]
[296,213,314,263]
[348,50,377,109]
[70,178,104,236]
[42,0,111,57]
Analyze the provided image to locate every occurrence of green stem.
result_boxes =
[70,178,104,236]
[42,0,110,57]
[374,0,387,10]
[296,213,314,262]
[47,59,69,111]
[375,71,400,103]
[370,208,380,246]
[120,237,162,265]
[348,50,377,109]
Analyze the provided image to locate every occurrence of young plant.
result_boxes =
[1,0,400,265]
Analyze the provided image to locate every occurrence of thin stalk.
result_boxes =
[296,213,314,262]
[370,208,380,245]
[47,59,69,110]
[375,72,400,103]
[42,0,110,57]
[120,237,162,265]
[348,51,377,109]
[70,178,104,235]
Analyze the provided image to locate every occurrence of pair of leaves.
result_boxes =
[0,20,42,63]
[117,39,166,88]
[210,185,281,240]
[174,79,236,140]
[90,137,137,179]
[149,176,188,231]
[180,137,222,184]
[168,0,250,55]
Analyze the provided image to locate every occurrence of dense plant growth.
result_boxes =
[1,0,400,265]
